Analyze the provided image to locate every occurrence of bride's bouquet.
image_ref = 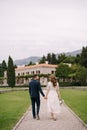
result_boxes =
[59,99,64,105]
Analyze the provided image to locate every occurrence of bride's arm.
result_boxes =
[56,82,61,99]
[45,82,50,99]
[57,88,61,99]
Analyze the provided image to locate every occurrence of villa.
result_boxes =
[3,62,57,86]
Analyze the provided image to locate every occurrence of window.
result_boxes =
[31,71,34,74]
[26,72,29,75]
[21,72,24,75]
[18,73,20,76]
[36,70,40,74]
[51,71,54,74]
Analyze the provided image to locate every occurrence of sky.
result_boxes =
[0,0,87,63]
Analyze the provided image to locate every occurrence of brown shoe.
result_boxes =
[53,118,57,121]
[37,115,40,120]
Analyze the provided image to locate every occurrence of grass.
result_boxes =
[0,88,87,129]
[60,89,87,124]
[0,87,28,90]
[0,87,11,90]
[0,91,30,130]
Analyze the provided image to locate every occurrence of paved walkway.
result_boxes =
[13,94,87,130]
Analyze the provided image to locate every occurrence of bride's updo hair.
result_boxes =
[50,75,57,87]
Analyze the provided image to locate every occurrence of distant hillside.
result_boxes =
[14,49,82,66]
[65,49,82,56]
[14,56,41,66]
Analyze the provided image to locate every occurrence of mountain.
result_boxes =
[14,49,82,66]
[14,56,41,66]
[64,49,82,56]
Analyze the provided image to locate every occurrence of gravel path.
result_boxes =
[12,94,87,130]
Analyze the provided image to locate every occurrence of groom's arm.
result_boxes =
[38,82,45,97]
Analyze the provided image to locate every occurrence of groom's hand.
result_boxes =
[44,96,47,99]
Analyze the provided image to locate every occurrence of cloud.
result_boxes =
[0,0,87,62]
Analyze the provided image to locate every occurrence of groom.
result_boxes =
[29,74,45,120]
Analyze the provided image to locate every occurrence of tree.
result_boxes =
[57,53,66,63]
[2,60,7,76]
[47,53,52,64]
[51,53,57,64]
[75,66,87,86]
[39,55,46,63]
[75,54,81,64]
[27,61,33,66]
[0,60,7,77]
[63,56,75,64]
[69,64,87,86]
[7,56,15,87]
[80,46,87,68]
[0,63,3,77]
[55,63,71,79]
[14,64,17,68]
[69,64,81,83]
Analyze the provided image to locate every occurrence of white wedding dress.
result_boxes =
[47,81,60,114]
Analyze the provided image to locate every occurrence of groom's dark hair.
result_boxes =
[33,74,38,78]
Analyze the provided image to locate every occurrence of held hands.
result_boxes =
[44,96,47,99]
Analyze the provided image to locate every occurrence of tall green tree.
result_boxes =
[39,55,46,63]
[80,67,87,86]
[2,60,7,76]
[75,54,81,64]
[51,53,57,64]
[57,53,66,63]
[80,46,87,68]
[0,60,7,77]
[0,63,3,77]
[7,56,15,87]
[47,53,52,64]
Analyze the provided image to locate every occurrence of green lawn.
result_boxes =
[0,87,11,90]
[60,89,87,124]
[0,91,30,130]
[0,89,87,130]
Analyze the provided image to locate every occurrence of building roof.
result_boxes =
[15,63,58,71]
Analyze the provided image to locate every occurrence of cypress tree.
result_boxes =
[51,53,57,64]
[7,56,15,87]
[2,60,7,76]
[80,46,87,68]
[39,55,46,63]
[47,53,52,64]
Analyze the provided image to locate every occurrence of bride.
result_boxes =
[45,75,61,121]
